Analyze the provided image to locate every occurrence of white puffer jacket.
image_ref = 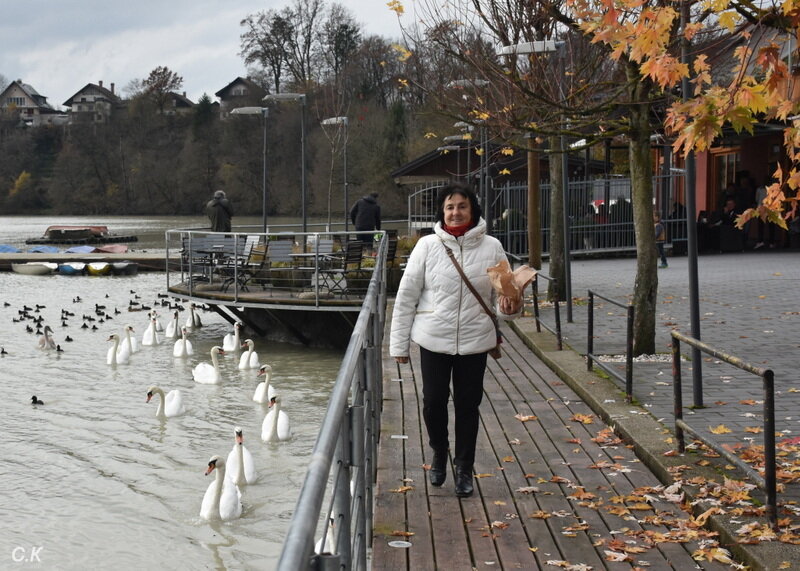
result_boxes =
[390,218,515,357]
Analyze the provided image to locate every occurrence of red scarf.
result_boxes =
[443,222,471,237]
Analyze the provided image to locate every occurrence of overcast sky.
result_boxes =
[0,0,405,109]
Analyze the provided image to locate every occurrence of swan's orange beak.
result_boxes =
[235,434,243,445]
[205,463,216,476]
[146,393,153,403]
[257,369,264,377]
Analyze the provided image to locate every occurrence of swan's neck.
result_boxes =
[236,443,245,484]
[211,351,220,370]
[212,465,226,517]
[154,388,166,419]
[110,338,118,365]
[271,401,281,432]
[125,329,132,345]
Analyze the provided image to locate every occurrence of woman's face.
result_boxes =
[442,193,472,227]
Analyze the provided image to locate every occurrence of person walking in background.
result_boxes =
[654,211,668,268]
[390,184,521,498]
[206,190,234,233]
[350,192,381,245]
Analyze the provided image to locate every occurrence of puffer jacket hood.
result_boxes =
[390,218,512,356]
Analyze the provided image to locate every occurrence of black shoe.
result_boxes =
[455,467,474,497]
[430,450,447,487]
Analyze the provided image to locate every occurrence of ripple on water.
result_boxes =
[3,271,341,568]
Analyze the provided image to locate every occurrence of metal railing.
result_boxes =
[405,174,686,259]
[164,229,382,307]
[530,272,562,350]
[586,290,635,401]
[670,331,777,527]
[277,236,388,569]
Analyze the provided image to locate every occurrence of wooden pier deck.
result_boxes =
[374,322,734,570]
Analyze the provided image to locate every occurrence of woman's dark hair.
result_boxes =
[434,183,482,226]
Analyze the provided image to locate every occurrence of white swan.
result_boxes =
[238,339,260,370]
[200,455,242,521]
[141,317,161,346]
[186,303,203,329]
[146,385,186,419]
[164,311,180,339]
[119,324,139,355]
[38,325,56,350]
[193,346,225,384]
[173,326,194,358]
[262,395,291,442]
[222,322,242,353]
[253,364,277,404]
[225,427,257,486]
[106,334,129,366]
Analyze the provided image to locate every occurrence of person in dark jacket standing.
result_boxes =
[206,190,234,232]
[350,192,381,244]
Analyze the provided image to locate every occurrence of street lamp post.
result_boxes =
[497,39,572,320]
[230,106,269,233]
[264,93,307,233]
[321,116,349,232]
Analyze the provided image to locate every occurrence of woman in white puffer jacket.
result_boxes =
[390,184,520,497]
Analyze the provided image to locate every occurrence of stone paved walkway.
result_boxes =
[534,249,800,490]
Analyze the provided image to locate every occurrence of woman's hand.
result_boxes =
[395,356,409,364]
[499,295,521,315]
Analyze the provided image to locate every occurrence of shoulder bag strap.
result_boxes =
[441,241,500,336]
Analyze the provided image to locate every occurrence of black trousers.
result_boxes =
[419,347,488,470]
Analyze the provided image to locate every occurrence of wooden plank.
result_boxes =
[397,353,438,570]
[372,369,409,570]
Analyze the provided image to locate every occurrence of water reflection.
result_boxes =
[2,270,341,569]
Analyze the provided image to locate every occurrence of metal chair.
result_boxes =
[319,241,365,296]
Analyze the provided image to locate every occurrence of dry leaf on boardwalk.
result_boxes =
[517,486,541,494]
[709,424,732,434]
[474,473,493,478]
[391,530,415,537]
[491,520,510,530]
[570,413,595,424]
[515,413,538,422]
[389,485,413,493]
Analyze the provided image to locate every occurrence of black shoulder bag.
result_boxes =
[442,242,502,359]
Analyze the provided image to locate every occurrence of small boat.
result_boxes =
[11,262,58,276]
[25,225,138,245]
[86,262,111,276]
[111,261,139,276]
[58,262,86,276]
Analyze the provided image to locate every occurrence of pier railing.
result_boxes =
[670,331,778,527]
[277,235,388,569]
[164,228,385,308]
[586,289,635,402]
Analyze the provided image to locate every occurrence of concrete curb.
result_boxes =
[510,319,797,570]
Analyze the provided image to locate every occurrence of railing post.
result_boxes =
[311,553,341,570]
[350,405,366,566]
[533,277,542,333]
[672,335,685,453]
[334,410,352,568]
[625,305,634,402]
[587,291,594,371]
[763,369,777,527]
[553,289,562,351]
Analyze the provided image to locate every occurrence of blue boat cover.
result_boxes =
[0,244,21,253]
[28,245,61,253]
[64,246,96,254]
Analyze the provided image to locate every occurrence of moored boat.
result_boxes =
[111,261,139,276]
[58,262,86,276]
[86,262,111,276]
[11,262,58,276]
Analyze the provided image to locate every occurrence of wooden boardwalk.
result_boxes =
[374,322,735,570]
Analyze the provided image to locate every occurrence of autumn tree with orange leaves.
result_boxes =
[390,0,800,355]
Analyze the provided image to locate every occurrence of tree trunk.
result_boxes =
[628,66,657,356]
[547,135,566,302]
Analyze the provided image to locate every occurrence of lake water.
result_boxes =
[1,216,346,569]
